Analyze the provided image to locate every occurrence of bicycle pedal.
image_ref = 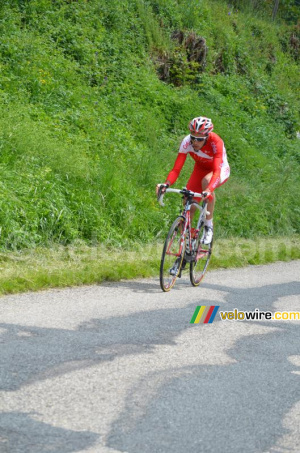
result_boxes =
[169,269,178,276]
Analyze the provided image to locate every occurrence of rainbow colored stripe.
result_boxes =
[190,306,219,324]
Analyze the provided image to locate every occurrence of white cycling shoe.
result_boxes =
[201,226,213,245]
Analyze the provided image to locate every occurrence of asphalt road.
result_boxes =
[1,261,300,453]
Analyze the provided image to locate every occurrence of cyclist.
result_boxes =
[156,116,230,244]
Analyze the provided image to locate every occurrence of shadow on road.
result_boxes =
[0,412,99,453]
[105,280,300,453]
[99,276,192,293]
[1,280,300,452]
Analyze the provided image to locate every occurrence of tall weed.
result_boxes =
[0,0,298,251]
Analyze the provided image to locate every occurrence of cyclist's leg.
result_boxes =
[186,166,207,223]
[188,166,229,244]
[201,172,215,220]
[201,166,230,220]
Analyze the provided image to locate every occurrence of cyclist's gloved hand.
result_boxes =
[156,183,169,198]
[201,189,212,200]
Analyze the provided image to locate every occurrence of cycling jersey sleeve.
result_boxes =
[207,136,224,192]
[166,152,187,185]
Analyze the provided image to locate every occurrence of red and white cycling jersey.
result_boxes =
[166,132,230,192]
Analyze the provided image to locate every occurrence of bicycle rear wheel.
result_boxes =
[189,224,213,286]
[160,216,185,292]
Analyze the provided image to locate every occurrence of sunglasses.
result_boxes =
[190,135,207,142]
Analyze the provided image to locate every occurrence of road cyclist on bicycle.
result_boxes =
[156,116,230,290]
[156,116,230,245]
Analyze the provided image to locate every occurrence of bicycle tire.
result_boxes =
[189,223,213,286]
[160,216,186,292]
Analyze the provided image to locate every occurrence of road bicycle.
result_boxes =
[157,187,213,292]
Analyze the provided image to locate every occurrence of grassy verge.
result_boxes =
[0,236,299,296]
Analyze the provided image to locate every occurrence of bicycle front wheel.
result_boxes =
[160,216,185,292]
[190,224,213,286]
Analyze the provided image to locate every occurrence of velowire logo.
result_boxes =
[190,306,220,324]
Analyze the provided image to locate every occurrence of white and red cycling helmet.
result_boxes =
[189,116,214,135]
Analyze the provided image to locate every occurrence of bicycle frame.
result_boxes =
[159,188,209,258]
[184,199,208,259]
[158,187,213,291]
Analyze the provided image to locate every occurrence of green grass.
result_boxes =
[0,236,299,296]
[0,0,299,251]
[0,0,299,294]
